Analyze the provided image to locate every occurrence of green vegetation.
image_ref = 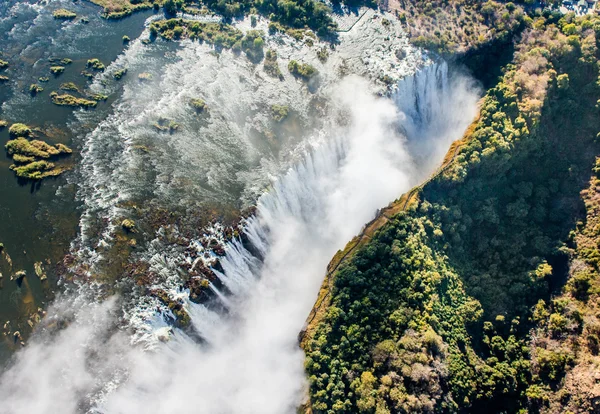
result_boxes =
[29,84,43,96]
[121,219,136,233]
[0,60,7,69]
[61,58,72,65]
[9,161,64,180]
[270,104,289,122]
[122,35,130,43]
[304,10,600,414]
[384,0,527,55]
[5,138,72,159]
[86,58,105,71]
[52,9,76,20]
[190,98,207,113]
[288,60,317,80]
[316,46,329,63]
[238,30,264,62]
[50,66,65,75]
[114,68,128,80]
[263,49,282,79]
[202,0,335,37]
[88,0,154,19]
[8,123,32,138]
[149,19,244,48]
[59,82,80,92]
[89,93,108,102]
[153,117,179,133]
[89,0,335,36]
[4,134,72,180]
[0,120,7,128]
[38,77,49,83]
[50,92,97,108]
[0,75,9,83]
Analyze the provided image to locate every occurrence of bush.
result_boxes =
[8,123,32,138]
[86,58,105,71]
[270,104,289,122]
[288,60,317,80]
[53,9,76,20]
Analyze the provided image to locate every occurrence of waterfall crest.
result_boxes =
[0,55,479,414]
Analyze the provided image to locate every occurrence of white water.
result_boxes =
[0,10,480,414]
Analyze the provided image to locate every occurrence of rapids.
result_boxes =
[0,5,479,413]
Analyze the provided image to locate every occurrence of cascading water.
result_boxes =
[394,61,479,178]
[0,8,480,414]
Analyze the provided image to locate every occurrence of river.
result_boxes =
[0,3,479,412]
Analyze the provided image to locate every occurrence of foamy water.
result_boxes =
[0,7,480,413]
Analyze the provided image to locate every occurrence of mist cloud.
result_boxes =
[0,67,479,414]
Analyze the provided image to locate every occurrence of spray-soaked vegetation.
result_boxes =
[90,0,336,36]
[304,10,600,413]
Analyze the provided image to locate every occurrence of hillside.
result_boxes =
[302,9,600,413]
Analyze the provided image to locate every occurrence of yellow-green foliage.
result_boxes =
[237,30,264,62]
[190,98,207,112]
[316,46,329,63]
[0,60,7,69]
[50,92,97,108]
[288,60,317,80]
[8,123,32,138]
[5,138,71,159]
[397,0,527,55]
[114,68,127,80]
[305,11,600,414]
[12,154,35,164]
[149,19,243,48]
[9,161,63,180]
[52,9,77,20]
[59,82,80,92]
[29,84,43,95]
[86,58,105,71]
[263,49,282,79]
[50,66,65,75]
[270,104,289,122]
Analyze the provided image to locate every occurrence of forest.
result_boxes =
[304,7,600,413]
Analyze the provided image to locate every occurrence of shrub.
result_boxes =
[50,66,65,75]
[29,84,43,96]
[8,123,32,138]
[288,60,317,80]
[114,69,128,80]
[190,98,207,112]
[271,104,289,122]
[50,92,97,108]
[53,9,76,20]
[86,58,105,71]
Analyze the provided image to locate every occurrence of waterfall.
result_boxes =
[0,41,479,414]
[394,61,479,178]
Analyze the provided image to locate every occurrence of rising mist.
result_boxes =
[0,64,479,413]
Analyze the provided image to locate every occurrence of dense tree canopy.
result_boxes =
[304,11,600,413]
